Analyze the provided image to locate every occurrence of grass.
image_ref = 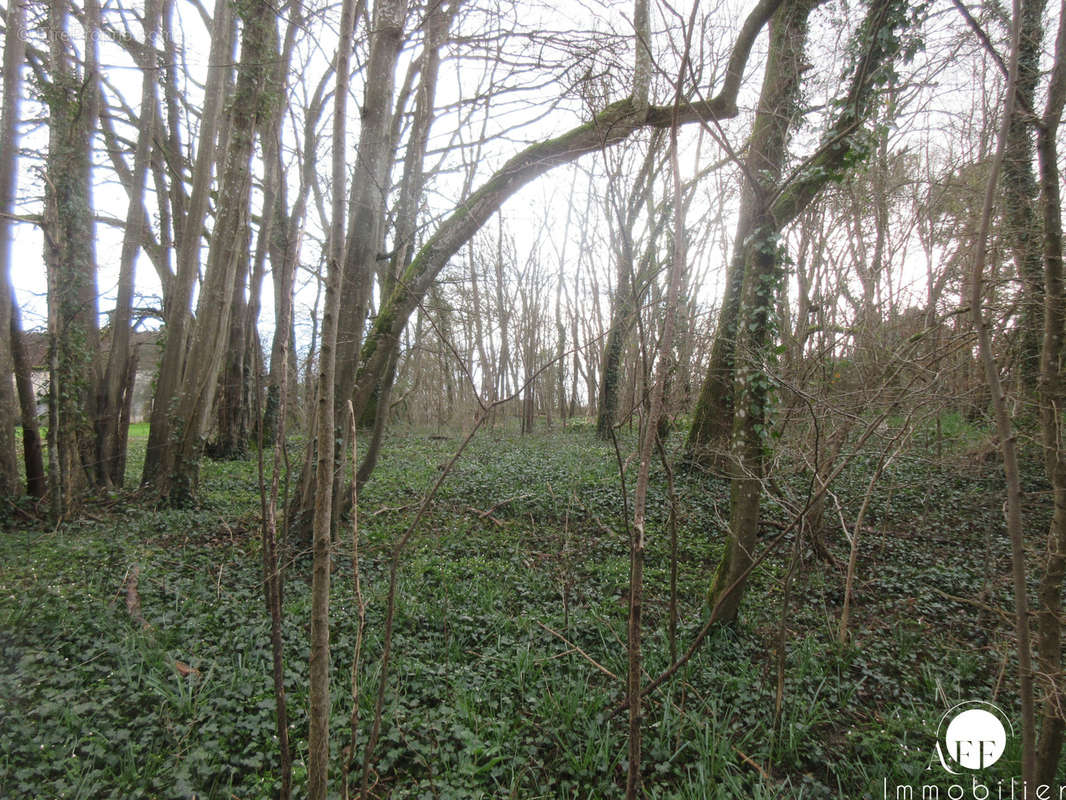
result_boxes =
[0,415,1060,797]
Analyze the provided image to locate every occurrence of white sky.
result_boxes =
[3,0,1023,366]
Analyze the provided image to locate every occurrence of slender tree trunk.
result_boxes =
[99,0,160,487]
[356,0,453,483]
[288,0,405,538]
[334,0,408,409]
[308,0,357,792]
[10,299,46,497]
[0,0,26,496]
[265,50,323,447]
[969,0,1038,781]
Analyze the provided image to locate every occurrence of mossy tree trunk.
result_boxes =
[1034,0,1066,781]
[707,0,812,618]
[43,0,102,514]
[685,203,755,466]
[1002,0,1048,391]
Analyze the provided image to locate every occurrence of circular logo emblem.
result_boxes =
[936,701,1012,773]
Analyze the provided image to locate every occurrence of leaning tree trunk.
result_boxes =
[0,0,26,496]
[43,0,102,513]
[707,0,812,621]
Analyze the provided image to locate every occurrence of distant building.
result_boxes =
[19,329,163,423]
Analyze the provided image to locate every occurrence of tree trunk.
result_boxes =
[968,0,1038,780]
[153,4,276,503]
[308,0,357,792]
[0,0,26,496]
[98,0,161,487]
[1034,0,1066,781]
[1002,0,1048,390]
[685,207,754,466]
[708,0,910,620]
[142,0,235,488]
[356,0,453,482]
[10,299,46,497]
[43,0,102,513]
[265,53,324,447]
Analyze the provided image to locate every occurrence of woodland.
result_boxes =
[3,0,1066,797]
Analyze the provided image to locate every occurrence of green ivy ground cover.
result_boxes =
[0,420,1055,798]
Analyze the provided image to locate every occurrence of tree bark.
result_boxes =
[9,298,46,497]
[1034,0,1066,782]
[307,0,357,792]
[0,0,26,496]
[1002,0,1048,390]
[968,0,1038,780]
[98,0,160,487]
[142,0,235,488]
[153,4,276,503]
[707,0,914,621]
[43,0,102,513]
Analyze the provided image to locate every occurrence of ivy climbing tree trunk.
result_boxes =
[707,0,813,621]
[43,0,102,514]
[1001,0,1048,391]
[707,0,920,621]
[685,173,759,467]
[1033,0,1066,781]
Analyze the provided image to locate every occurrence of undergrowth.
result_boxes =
[0,416,1057,798]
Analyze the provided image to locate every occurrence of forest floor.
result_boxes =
[0,417,1060,799]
